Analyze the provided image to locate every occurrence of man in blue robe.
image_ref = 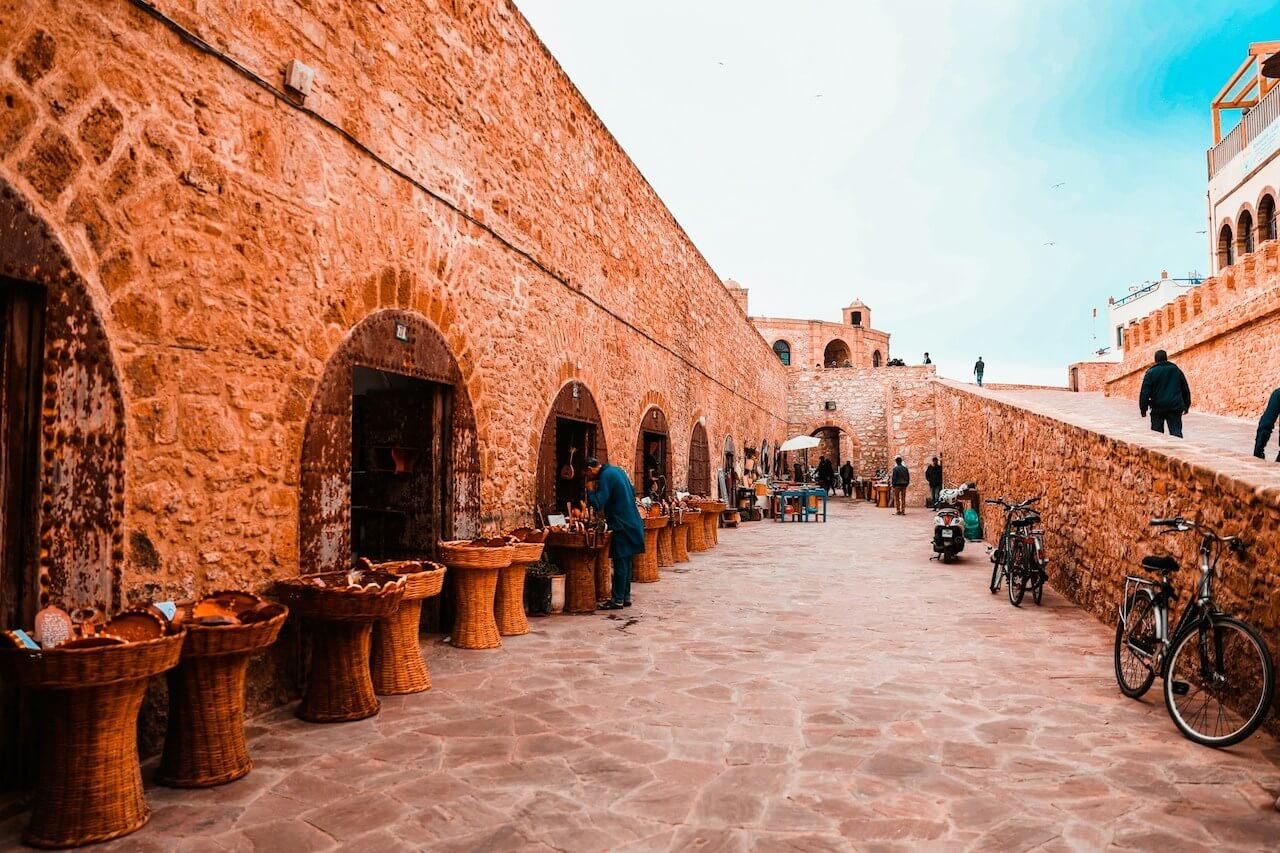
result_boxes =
[584,457,645,610]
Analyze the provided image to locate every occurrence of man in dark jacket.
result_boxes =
[890,456,910,515]
[816,455,835,495]
[1138,350,1191,438]
[585,458,645,610]
[974,357,985,387]
[839,460,855,496]
[1254,388,1280,460]
[925,456,943,507]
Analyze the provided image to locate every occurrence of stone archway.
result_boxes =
[634,405,672,498]
[535,380,609,517]
[298,309,481,574]
[0,178,126,616]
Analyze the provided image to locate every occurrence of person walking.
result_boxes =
[816,455,835,495]
[1254,387,1280,460]
[1138,350,1191,438]
[584,457,645,611]
[890,456,910,515]
[973,357,985,387]
[839,459,854,497]
[925,456,943,508]
[923,352,932,365]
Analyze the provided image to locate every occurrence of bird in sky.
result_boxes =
[1196,229,1207,234]
[1043,241,1056,247]
[815,93,824,98]
[717,61,725,67]
[1051,182,1066,189]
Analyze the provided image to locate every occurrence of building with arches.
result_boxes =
[743,285,892,370]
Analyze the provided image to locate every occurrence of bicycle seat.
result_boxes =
[1012,514,1040,528]
[1141,555,1179,574]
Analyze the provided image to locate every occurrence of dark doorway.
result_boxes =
[350,366,454,562]
[1,278,44,792]
[634,407,671,499]
[688,422,710,495]
[553,417,597,514]
[535,382,608,520]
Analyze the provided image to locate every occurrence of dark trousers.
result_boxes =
[1150,410,1184,438]
[612,556,633,605]
[893,486,907,514]
[929,485,941,507]
[841,478,853,497]
[976,373,983,387]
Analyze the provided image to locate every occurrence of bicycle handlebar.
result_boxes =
[985,496,1042,510]
[1149,516,1244,546]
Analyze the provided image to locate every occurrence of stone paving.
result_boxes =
[5,500,1280,851]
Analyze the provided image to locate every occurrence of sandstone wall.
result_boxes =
[1107,241,1280,419]
[935,380,1280,729]
[751,316,890,369]
[1068,361,1112,392]
[785,366,937,502]
[0,1,787,609]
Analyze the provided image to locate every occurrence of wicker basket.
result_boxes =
[276,578,406,722]
[673,511,697,563]
[634,520,664,583]
[369,562,445,695]
[440,540,515,570]
[449,565,501,649]
[2,632,185,848]
[157,608,288,788]
[494,562,530,636]
[595,540,613,603]
[656,523,675,568]
[687,510,709,552]
[546,542,601,614]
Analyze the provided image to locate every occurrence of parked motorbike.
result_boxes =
[931,484,973,563]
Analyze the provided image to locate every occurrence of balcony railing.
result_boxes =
[1209,83,1280,178]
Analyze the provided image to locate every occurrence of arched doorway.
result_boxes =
[1258,193,1276,243]
[1238,209,1255,256]
[1219,223,1235,268]
[1,178,127,790]
[723,434,736,502]
[634,406,672,499]
[823,339,852,367]
[872,349,882,367]
[687,420,710,495]
[535,380,608,518]
[299,309,481,574]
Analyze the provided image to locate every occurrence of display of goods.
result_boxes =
[104,611,167,643]
[33,605,74,649]
[440,538,515,569]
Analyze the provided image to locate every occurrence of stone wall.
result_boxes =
[1068,361,1112,392]
[1107,241,1280,419]
[0,1,787,611]
[935,380,1280,731]
[752,316,890,369]
[786,366,938,502]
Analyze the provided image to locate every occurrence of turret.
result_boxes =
[842,299,870,328]
[724,278,749,314]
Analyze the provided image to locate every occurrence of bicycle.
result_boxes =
[1114,517,1275,747]
[985,496,1045,606]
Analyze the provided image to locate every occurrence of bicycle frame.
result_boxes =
[1120,531,1223,675]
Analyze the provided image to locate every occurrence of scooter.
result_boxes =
[931,484,972,563]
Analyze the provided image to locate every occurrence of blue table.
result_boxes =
[773,488,828,522]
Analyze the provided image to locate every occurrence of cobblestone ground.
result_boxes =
[5,501,1280,851]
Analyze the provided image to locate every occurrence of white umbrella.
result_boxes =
[779,435,820,452]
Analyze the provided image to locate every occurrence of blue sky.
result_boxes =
[517,1,1280,384]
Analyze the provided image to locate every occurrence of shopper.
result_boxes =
[584,457,644,611]
[890,456,910,515]
[1254,387,1280,460]
[816,455,835,495]
[839,460,855,497]
[974,357,985,387]
[1138,350,1191,438]
[925,456,943,507]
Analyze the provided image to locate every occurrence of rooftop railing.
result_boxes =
[1111,277,1203,308]
[1209,83,1280,178]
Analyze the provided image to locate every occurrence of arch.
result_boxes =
[0,178,126,619]
[1258,192,1277,244]
[1237,208,1255,256]
[534,379,609,517]
[1219,222,1235,268]
[634,404,672,498]
[771,339,791,366]
[823,339,852,367]
[687,419,711,495]
[872,349,883,367]
[298,309,481,574]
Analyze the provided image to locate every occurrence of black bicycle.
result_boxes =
[1114,517,1274,747]
[985,496,1045,606]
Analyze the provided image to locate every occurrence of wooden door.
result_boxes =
[0,279,44,790]
[688,422,710,495]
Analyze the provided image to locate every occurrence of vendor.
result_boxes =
[584,457,645,611]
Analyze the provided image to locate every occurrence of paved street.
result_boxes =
[5,500,1279,851]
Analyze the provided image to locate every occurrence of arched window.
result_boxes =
[1238,209,1255,256]
[772,340,791,366]
[872,349,882,367]
[1259,194,1276,243]
[851,311,862,326]
[1219,223,1235,269]
[823,339,851,367]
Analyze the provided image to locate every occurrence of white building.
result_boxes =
[1207,41,1280,273]
[1105,271,1203,358]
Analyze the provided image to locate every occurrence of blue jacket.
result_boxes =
[586,464,645,559]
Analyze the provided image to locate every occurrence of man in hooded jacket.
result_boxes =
[1138,350,1191,438]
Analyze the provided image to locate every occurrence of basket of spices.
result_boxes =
[276,570,406,722]
[368,559,447,696]
[439,538,514,649]
[2,604,185,849]
[157,591,289,788]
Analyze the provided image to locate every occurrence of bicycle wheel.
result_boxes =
[1007,545,1027,607]
[1164,615,1274,748]
[989,538,1006,593]
[1031,570,1044,606]
[1114,591,1157,699]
